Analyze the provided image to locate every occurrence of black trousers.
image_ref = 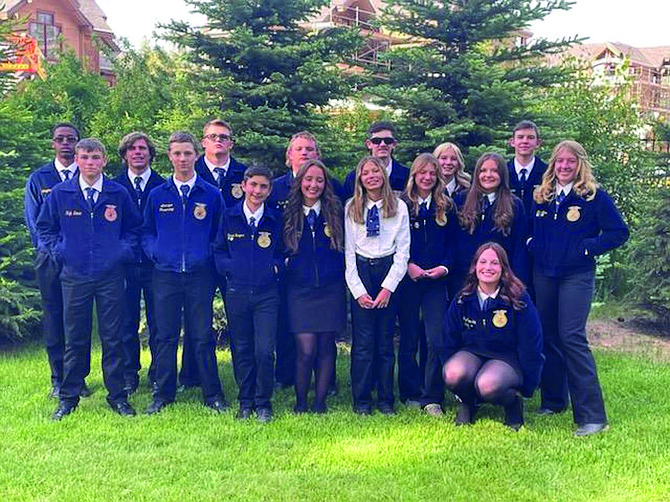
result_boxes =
[153,268,223,403]
[274,281,296,386]
[397,277,448,406]
[34,251,75,386]
[351,255,396,409]
[534,268,607,425]
[226,285,279,410]
[121,262,157,383]
[60,269,126,406]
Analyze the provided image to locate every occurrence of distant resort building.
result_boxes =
[1,0,119,84]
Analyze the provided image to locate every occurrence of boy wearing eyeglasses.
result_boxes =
[24,123,93,400]
[343,122,410,199]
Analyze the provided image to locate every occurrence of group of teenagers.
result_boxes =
[24,118,629,436]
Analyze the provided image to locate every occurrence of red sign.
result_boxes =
[0,33,46,79]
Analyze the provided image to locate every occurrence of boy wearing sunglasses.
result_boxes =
[343,121,409,199]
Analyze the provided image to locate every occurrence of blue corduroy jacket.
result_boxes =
[194,155,247,208]
[440,291,544,398]
[529,188,629,277]
[36,174,141,279]
[284,211,345,288]
[214,201,285,288]
[507,156,548,225]
[142,176,223,273]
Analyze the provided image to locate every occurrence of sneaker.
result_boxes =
[423,403,444,417]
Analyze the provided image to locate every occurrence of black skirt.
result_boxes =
[286,279,347,334]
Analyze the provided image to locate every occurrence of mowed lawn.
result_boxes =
[1,336,670,502]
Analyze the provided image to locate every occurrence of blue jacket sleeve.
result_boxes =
[439,297,464,365]
[213,211,233,277]
[120,191,142,264]
[510,199,531,287]
[516,295,545,398]
[35,191,62,261]
[24,174,42,249]
[583,190,629,257]
[141,192,158,262]
[343,170,355,201]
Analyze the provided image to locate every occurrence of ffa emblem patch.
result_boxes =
[193,203,207,220]
[492,309,508,328]
[566,206,581,222]
[413,221,420,229]
[257,231,272,248]
[231,184,243,199]
[104,205,117,222]
[324,224,332,238]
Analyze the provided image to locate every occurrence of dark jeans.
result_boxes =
[226,285,279,410]
[534,268,607,425]
[153,269,223,403]
[34,251,72,386]
[60,269,126,406]
[121,262,156,383]
[397,277,448,405]
[351,255,396,409]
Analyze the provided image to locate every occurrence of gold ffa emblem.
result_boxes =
[193,203,207,220]
[413,221,420,229]
[231,183,243,199]
[324,224,332,238]
[492,309,508,328]
[104,205,117,222]
[257,231,272,248]
[566,206,581,222]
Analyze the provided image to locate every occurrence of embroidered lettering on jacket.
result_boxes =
[64,209,83,217]
[159,203,175,213]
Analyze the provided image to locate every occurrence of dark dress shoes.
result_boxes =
[236,408,253,420]
[79,382,92,398]
[575,423,609,437]
[312,402,327,414]
[353,405,372,416]
[257,407,272,423]
[146,399,171,415]
[51,404,76,421]
[293,403,308,414]
[205,399,229,413]
[454,402,476,426]
[504,397,524,431]
[111,400,136,417]
[378,404,395,416]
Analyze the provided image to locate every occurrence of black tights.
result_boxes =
[294,332,336,408]
[443,351,520,406]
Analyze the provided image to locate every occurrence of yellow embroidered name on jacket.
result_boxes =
[227,233,246,241]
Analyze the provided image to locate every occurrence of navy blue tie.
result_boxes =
[482,297,494,312]
[419,201,430,220]
[179,184,190,206]
[61,170,71,181]
[306,209,317,231]
[519,169,528,185]
[556,190,566,206]
[85,187,95,210]
[134,176,143,204]
[366,204,380,237]
[249,216,257,237]
[214,168,226,189]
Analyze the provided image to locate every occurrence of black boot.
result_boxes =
[504,397,524,431]
[454,401,476,426]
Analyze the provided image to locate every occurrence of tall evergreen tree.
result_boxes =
[368,0,579,161]
[161,0,362,170]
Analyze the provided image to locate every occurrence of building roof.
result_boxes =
[5,0,113,34]
[547,42,670,70]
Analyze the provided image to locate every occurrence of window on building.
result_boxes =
[28,12,61,60]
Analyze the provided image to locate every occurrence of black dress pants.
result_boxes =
[60,269,126,406]
[121,262,157,383]
[153,268,223,403]
[34,251,71,386]
[397,277,448,406]
[534,268,607,425]
[226,285,279,410]
[351,255,396,410]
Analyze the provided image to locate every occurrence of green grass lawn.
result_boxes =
[1,340,670,502]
